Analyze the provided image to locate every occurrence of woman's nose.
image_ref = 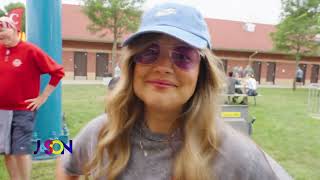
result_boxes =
[152,51,174,73]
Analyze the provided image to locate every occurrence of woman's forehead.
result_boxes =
[152,34,188,46]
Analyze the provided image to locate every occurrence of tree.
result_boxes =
[82,0,144,75]
[0,2,25,32]
[271,0,320,90]
[0,9,5,17]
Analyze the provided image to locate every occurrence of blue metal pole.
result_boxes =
[26,0,66,160]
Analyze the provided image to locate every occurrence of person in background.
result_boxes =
[108,64,121,90]
[246,74,258,96]
[57,2,292,180]
[114,64,121,77]
[296,66,304,84]
[0,16,65,180]
[244,64,254,77]
[234,72,243,94]
[232,65,239,76]
[227,72,237,94]
[238,66,244,78]
[226,72,240,104]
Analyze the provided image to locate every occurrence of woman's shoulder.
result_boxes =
[213,125,285,180]
[69,113,108,160]
[61,114,107,176]
[80,114,107,134]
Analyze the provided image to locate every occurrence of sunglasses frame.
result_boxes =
[133,42,203,71]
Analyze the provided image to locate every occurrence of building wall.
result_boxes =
[62,51,74,79]
[62,40,114,80]
[62,40,320,84]
[225,59,320,85]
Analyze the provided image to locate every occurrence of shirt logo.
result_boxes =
[12,59,22,67]
[155,8,176,17]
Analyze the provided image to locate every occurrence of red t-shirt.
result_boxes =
[0,41,65,110]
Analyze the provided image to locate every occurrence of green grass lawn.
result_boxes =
[0,86,319,179]
[250,88,320,180]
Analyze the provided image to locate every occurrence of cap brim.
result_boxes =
[122,25,209,49]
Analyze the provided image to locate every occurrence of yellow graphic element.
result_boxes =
[221,112,241,118]
[51,140,64,155]
[19,32,26,41]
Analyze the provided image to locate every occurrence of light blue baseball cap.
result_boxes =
[122,2,212,49]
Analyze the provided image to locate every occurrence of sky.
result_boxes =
[0,0,282,25]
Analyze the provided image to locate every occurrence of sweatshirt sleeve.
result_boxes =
[31,44,65,86]
[61,114,107,176]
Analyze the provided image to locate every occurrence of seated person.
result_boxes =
[227,72,237,94]
[246,74,258,96]
[234,72,243,94]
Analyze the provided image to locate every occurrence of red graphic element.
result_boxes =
[8,8,24,32]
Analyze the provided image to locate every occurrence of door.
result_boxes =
[311,64,319,83]
[266,62,276,84]
[74,52,87,80]
[96,53,109,80]
[299,64,307,85]
[252,61,261,84]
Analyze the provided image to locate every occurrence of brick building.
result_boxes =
[61,4,320,85]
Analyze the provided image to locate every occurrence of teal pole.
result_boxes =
[26,0,67,160]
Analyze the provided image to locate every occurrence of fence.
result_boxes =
[308,84,320,119]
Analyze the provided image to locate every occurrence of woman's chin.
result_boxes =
[145,98,179,111]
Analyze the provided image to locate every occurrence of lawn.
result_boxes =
[0,86,319,180]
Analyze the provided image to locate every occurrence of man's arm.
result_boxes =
[25,43,65,111]
[25,84,55,111]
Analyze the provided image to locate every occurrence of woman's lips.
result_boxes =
[146,80,177,88]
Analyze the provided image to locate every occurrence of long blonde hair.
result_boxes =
[85,34,226,180]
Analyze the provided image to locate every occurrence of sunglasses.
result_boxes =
[133,43,201,71]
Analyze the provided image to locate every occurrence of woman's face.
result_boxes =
[133,35,200,112]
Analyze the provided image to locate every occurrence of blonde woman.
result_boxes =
[57,2,291,180]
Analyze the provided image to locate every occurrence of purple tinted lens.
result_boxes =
[171,46,200,70]
[134,43,159,64]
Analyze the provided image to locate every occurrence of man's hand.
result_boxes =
[25,94,48,111]
[25,84,56,111]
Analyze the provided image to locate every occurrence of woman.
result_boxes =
[58,2,291,180]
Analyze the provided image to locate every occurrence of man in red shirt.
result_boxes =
[0,16,65,180]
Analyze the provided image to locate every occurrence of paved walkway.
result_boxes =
[62,78,111,85]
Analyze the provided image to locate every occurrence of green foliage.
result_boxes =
[0,9,5,17]
[0,2,26,32]
[271,0,320,90]
[272,0,320,56]
[82,0,144,71]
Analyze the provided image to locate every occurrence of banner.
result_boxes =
[8,7,24,32]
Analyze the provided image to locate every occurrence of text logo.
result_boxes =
[33,140,73,155]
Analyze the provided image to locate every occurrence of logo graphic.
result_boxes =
[33,140,73,155]
[9,13,19,25]
[12,59,22,67]
[156,8,176,17]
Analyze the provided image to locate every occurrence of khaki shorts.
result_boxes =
[0,110,13,154]
[0,110,35,155]
[11,110,35,154]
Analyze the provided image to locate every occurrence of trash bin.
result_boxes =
[221,104,255,136]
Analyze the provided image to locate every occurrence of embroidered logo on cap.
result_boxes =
[12,59,22,67]
[155,8,176,17]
